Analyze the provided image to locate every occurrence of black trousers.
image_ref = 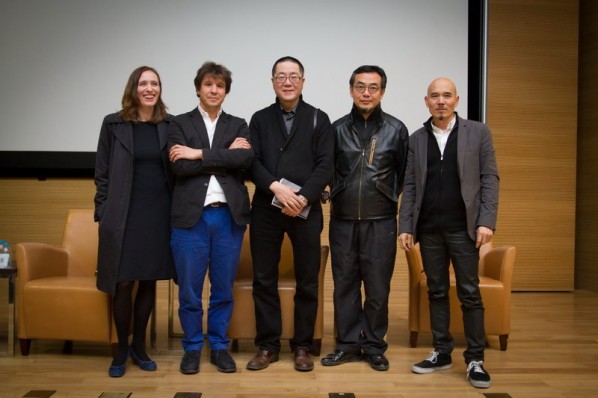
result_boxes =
[418,229,486,363]
[329,217,397,355]
[250,205,323,353]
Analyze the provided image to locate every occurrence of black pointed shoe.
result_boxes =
[364,353,389,371]
[321,350,362,366]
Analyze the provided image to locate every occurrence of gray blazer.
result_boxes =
[398,115,499,241]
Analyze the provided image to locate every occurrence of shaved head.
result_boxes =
[427,77,457,97]
[425,77,460,126]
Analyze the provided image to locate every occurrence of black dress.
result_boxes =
[117,122,174,282]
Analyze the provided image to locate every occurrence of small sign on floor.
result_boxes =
[22,391,56,398]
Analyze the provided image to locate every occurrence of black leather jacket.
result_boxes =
[331,107,409,220]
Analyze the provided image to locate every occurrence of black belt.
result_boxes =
[207,202,228,208]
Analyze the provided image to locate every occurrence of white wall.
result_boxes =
[0,0,468,152]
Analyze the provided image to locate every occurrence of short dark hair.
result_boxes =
[349,65,387,89]
[272,56,305,76]
[194,61,233,94]
[119,66,168,123]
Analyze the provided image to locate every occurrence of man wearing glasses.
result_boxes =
[246,56,333,372]
[321,65,408,371]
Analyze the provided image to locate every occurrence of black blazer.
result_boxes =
[167,107,254,228]
[249,98,334,211]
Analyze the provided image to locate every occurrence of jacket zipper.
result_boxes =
[351,125,365,220]
[352,124,382,220]
[358,148,365,220]
[369,137,376,165]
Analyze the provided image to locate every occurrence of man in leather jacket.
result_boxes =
[321,65,408,371]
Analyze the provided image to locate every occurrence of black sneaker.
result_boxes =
[180,350,200,374]
[412,351,453,374]
[364,353,389,371]
[210,349,237,373]
[466,360,491,388]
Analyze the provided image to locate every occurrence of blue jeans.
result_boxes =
[418,229,485,363]
[171,206,245,352]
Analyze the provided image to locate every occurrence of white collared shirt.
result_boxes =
[198,105,227,206]
[431,115,457,159]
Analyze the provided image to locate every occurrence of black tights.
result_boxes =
[112,280,156,365]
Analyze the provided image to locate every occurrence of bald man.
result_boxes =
[398,78,499,388]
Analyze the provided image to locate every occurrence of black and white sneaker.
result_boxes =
[412,351,453,374]
[466,360,491,388]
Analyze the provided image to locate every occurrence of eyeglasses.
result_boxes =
[353,84,381,94]
[273,74,303,84]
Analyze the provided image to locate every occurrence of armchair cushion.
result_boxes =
[22,276,111,341]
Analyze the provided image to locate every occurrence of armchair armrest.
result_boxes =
[481,246,516,288]
[405,244,425,335]
[406,245,425,290]
[16,242,69,284]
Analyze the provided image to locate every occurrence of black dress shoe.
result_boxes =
[210,349,237,373]
[365,353,389,371]
[180,350,200,374]
[321,350,362,366]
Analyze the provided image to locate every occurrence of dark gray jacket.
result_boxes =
[398,115,500,241]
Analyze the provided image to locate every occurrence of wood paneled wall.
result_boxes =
[0,0,582,291]
[487,0,578,290]
[0,178,96,246]
[576,0,598,291]
[0,178,336,260]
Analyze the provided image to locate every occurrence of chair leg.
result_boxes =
[410,331,419,348]
[230,339,239,352]
[110,343,119,357]
[499,334,509,351]
[312,339,322,356]
[62,340,73,354]
[20,339,32,356]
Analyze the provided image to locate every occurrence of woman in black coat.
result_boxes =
[94,66,175,377]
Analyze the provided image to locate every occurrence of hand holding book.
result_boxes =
[271,178,311,219]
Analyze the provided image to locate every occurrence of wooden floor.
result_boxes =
[1,278,598,397]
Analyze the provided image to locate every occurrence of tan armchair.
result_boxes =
[228,231,329,356]
[406,242,516,351]
[16,209,116,355]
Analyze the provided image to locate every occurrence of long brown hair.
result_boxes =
[119,66,168,123]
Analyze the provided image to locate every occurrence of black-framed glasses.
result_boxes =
[273,74,303,84]
[353,84,381,94]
